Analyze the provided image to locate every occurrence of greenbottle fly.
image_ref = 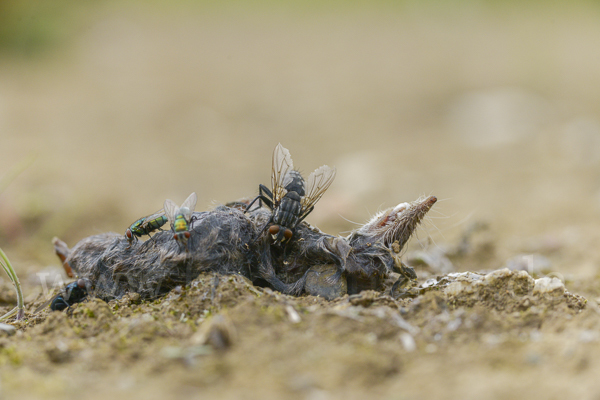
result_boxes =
[34,278,91,313]
[164,192,197,248]
[125,210,169,246]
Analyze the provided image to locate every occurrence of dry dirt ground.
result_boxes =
[2,2,600,399]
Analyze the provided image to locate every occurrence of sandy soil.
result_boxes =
[2,2,600,399]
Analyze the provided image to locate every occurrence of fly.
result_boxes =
[245,143,336,245]
[164,192,197,248]
[125,210,169,246]
[35,278,91,313]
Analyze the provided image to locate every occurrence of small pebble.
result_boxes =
[533,277,565,295]
[285,305,301,324]
[0,323,16,336]
[399,333,416,352]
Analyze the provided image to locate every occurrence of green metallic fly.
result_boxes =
[164,192,197,248]
[125,210,169,246]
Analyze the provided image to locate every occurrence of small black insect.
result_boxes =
[245,143,336,245]
[35,279,91,313]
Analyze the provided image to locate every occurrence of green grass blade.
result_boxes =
[0,248,24,320]
[0,306,18,321]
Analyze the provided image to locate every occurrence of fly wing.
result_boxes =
[271,143,294,203]
[139,209,166,229]
[34,293,60,314]
[163,199,179,223]
[181,192,197,211]
[179,192,198,220]
[301,165,336,211]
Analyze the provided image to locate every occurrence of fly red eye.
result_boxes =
[174,234,179,240]
[284,229,293,240]
[125,230,132,239]
[269,225,280,235]
[184,231,191,238]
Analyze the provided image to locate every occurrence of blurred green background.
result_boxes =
[2,0,600,275]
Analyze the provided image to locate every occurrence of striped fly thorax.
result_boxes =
[129,218,146,236]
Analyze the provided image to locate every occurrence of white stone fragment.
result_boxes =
[422,279,438,289]
[285,305,301,324]
[444,281,468,296]
[399,333,416,352]
[483,268,513,283]
[447,272,483,281]
[0,323,15,336]
[533,277,565,294]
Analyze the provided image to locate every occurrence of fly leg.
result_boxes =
[296,205,315,225]
[257,184,274,209]
[245,184,274,213]
[147,232,161,247]
[125,234,138,250]
[277,204,315,263]
[250,217,274,245]
[66,303,76,316]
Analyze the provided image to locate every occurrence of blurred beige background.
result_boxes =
[1,0,600,272]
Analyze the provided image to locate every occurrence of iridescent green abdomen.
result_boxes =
[145,215,168,232]
[173,215,189,233]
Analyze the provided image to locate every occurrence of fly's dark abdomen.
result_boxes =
[275,192,302,228]
[50,279,89,311]
[50,297,69,311]
[273,170,305,228]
